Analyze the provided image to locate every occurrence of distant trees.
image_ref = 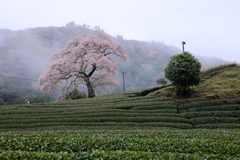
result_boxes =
[38,32,128,98]
[164,52,201,96]
[156,78,167,85]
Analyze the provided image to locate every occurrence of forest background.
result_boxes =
[0,22,227,105]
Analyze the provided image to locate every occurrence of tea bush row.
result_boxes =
[0,112,183,121]
[179,100,225,110]
[0,122,192,131]
[190,117,239,125]
[179,98,240,111]
[1,151,238,160]
[0,108,179,114]
[194,123,240,129]
[0,116,190,124]
[177,98,208,105]
[183,111,240,119]
[110,101,175,110]
[181,104,240,112]
[131,104,176,110]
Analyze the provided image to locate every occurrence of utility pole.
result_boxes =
[121,72,125,92]
[182,41,186,52]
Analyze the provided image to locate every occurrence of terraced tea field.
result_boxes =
[0,89,240,159]
[0,90,240,131]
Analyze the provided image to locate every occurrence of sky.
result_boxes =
[1,0,240,63]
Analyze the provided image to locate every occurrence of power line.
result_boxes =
[0,75,38,81]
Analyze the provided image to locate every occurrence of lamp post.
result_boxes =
[182,41,186,52]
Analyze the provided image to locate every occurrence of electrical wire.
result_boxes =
[0,75,38,81]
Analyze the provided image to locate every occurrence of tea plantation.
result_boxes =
[0,89,240,159]
[1,64,240,159]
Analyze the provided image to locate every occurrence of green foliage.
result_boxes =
[156,78,167,85]
[124,85,172,97]
[190,117,239,125]
[164,52,201,96]
[205,94,220,100]
[0,129,239,159]
[66,88,86,100]
[179,98,240,111]
[201,63,239,77]
[131,104,176,110]
[179,100,225,110]
[183,111,240,119]
[195,123,240,129]
[197,65,240,99]
[177,98,207,105]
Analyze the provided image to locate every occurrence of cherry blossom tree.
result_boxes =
[38,32,128,98]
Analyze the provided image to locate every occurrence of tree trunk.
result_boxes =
[85,77,95,98]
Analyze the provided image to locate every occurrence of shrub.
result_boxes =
[179,100,225,110]
[194,123,240,129]
[190,117,239,125]
[183,111,240,119]
[138,85,171,96]
[186,104,240,112]
[131,104,176,110]
[164,52,201,96]
[177,98,207,105]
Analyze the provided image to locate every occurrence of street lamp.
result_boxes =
[182,41,186,52]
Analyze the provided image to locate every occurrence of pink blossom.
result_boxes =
[38,32,128,98]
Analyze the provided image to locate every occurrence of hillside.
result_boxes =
[0,22,228,105]
[150,63,240,100]
[0,64,240,131]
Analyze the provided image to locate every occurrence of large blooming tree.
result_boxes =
[38,32,128,98]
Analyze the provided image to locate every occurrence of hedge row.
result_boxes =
[194,123,240,129]
[124,85,171,97]
[0,109,179,117]
[1,150,238,160]
[190,117,239,125]
[86,109,178,113]
[181,104,240,112]
[183,111,240,119]
[179,100,226,110]
[0,116,189,124]
[177,98,208,105]
[0,112,183,120]
[0,122,191,130]
[131,104,176,110]
[179,98,240,111]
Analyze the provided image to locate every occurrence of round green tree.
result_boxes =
[164,52,201,96]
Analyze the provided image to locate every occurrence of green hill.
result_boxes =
[0,64,240,131]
